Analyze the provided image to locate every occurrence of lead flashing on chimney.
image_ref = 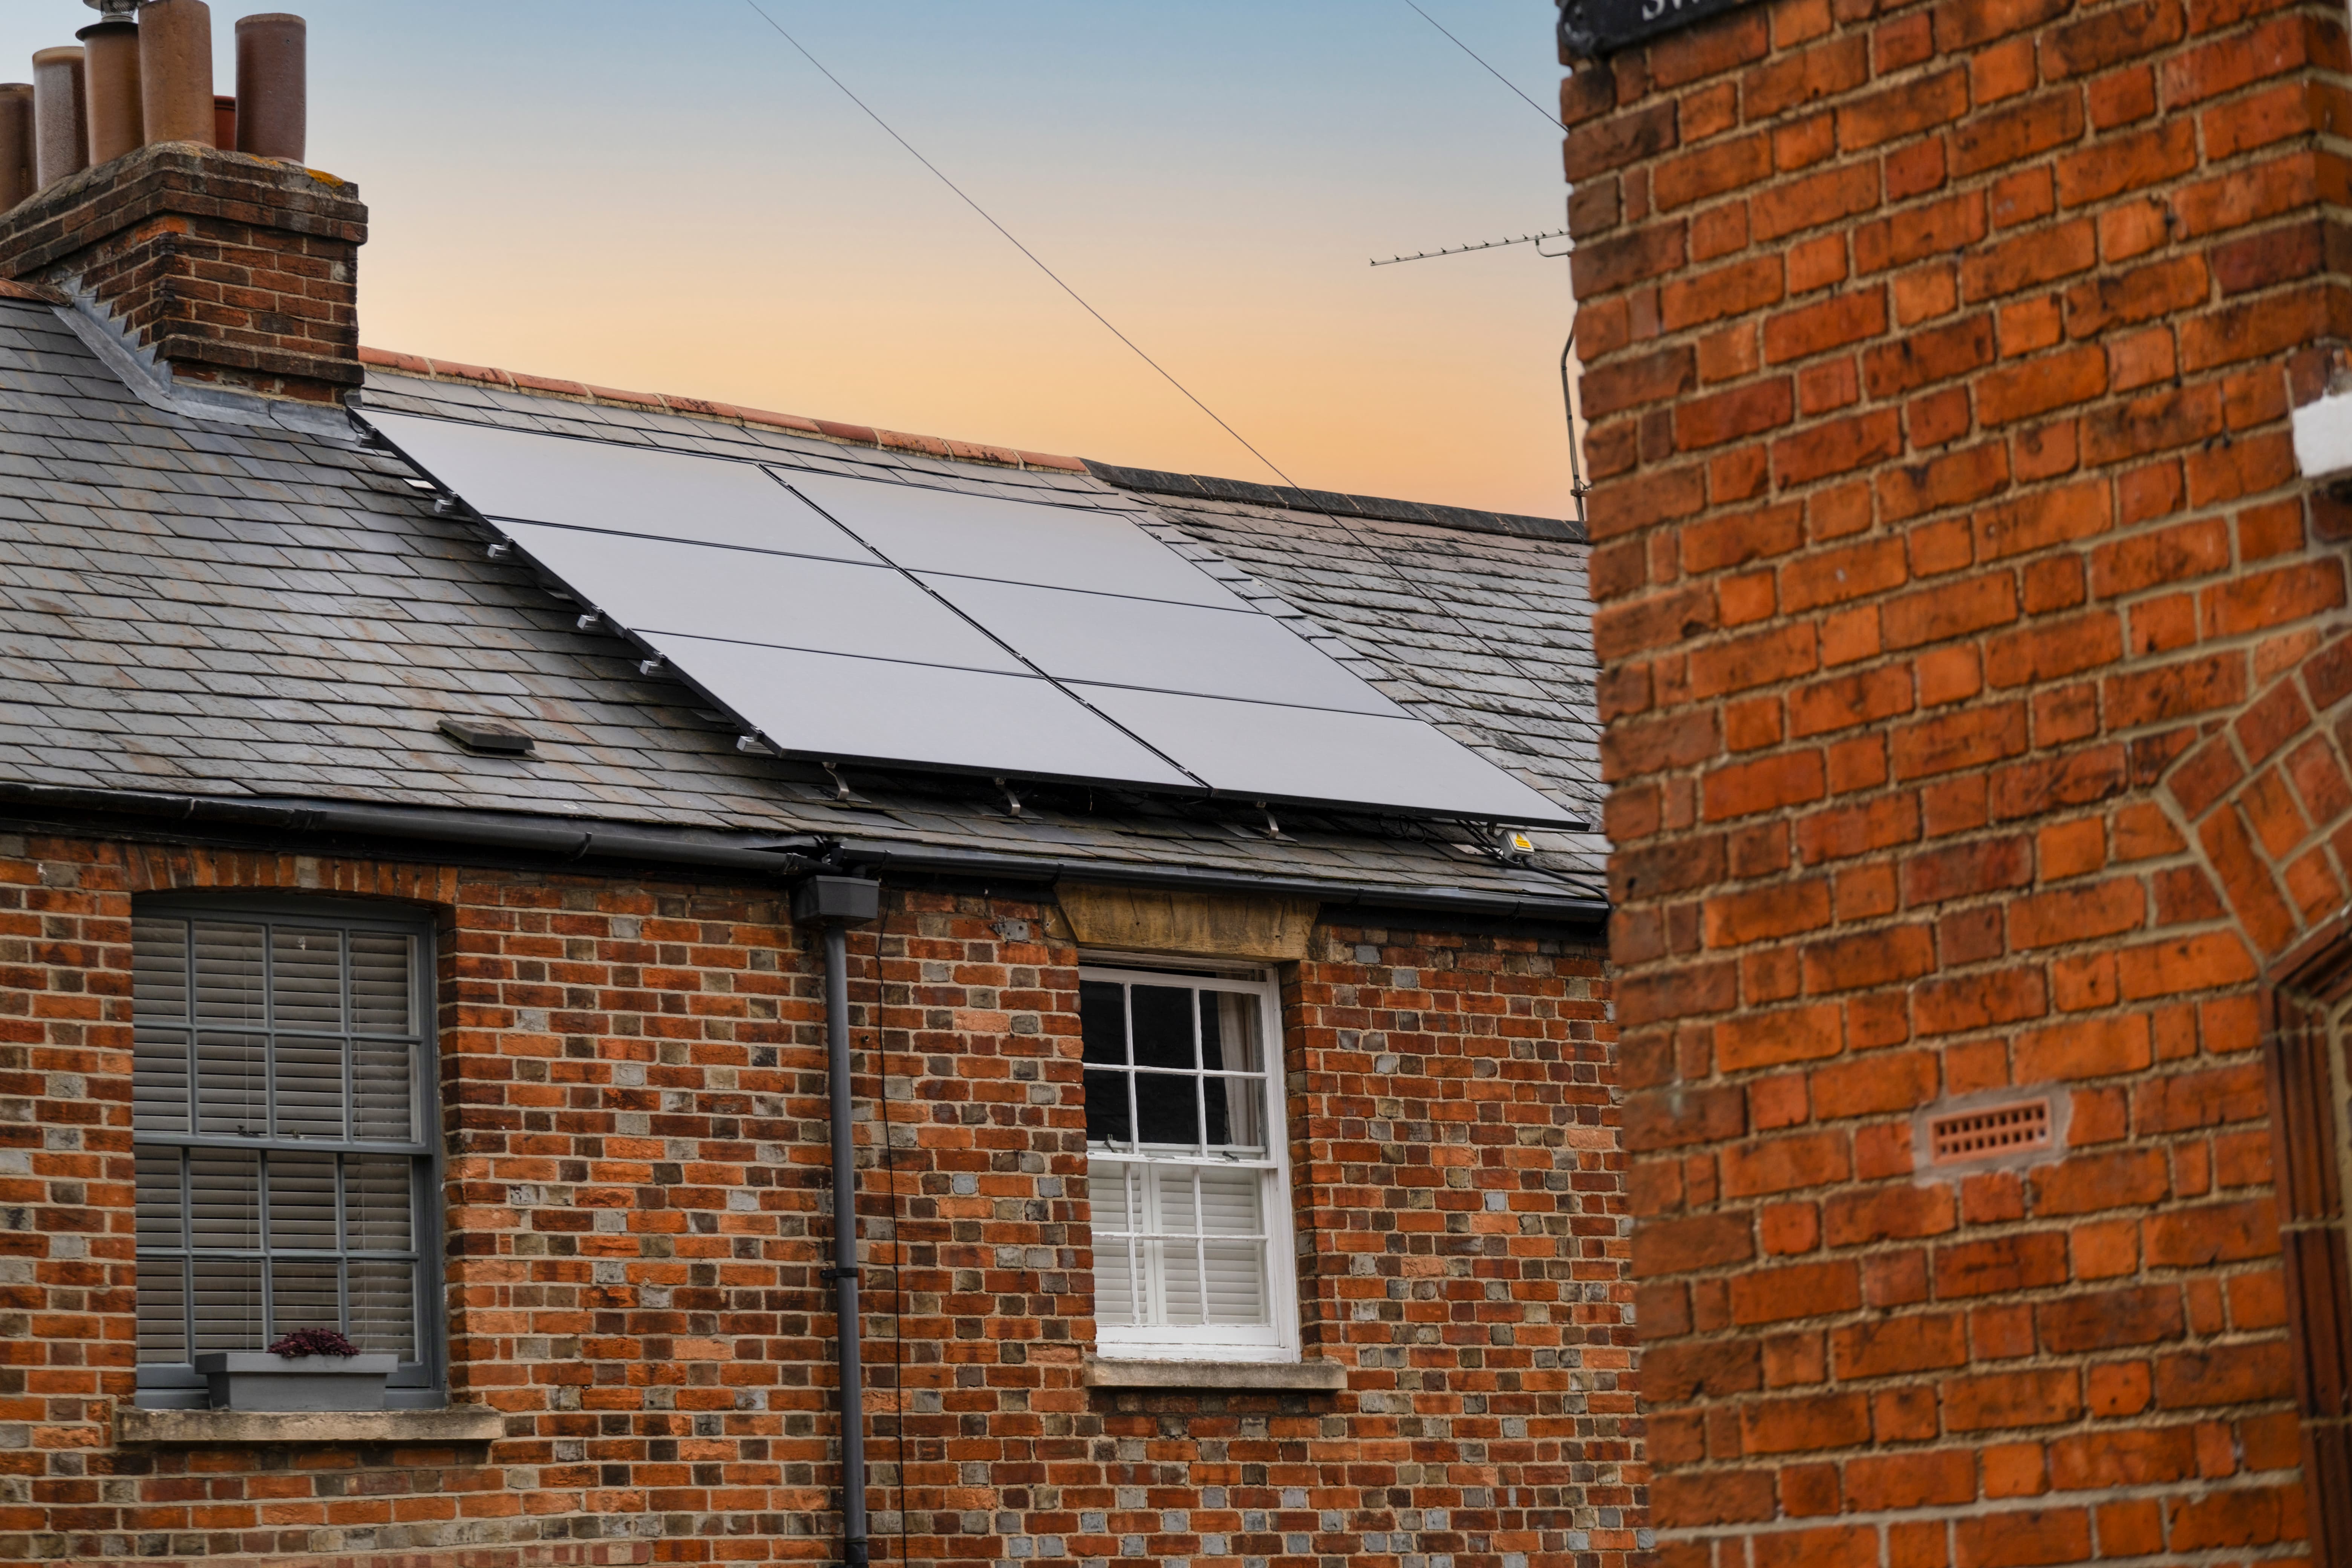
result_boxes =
[51,285,357,441]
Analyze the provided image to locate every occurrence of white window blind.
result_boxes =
[1081,963,1295,1361]
[131,909,436,1403]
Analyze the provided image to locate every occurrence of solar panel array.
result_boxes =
[364,411,1573,825]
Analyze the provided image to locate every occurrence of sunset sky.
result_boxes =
[2,2,1575,518]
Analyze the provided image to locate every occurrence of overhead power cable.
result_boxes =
[741,0,1306,496]
[744,2,1589,838]
[1399,0,1566,131]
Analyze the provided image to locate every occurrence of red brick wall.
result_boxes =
[0,830,1631,1568]
[1567,0,2352,1558]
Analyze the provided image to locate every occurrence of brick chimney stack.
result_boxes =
[0,6,360,406]
[0,145,365,404]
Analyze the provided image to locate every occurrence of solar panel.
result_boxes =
[1070,685,1566,822]
[646,635,1194,786]
[496,523,1026,671]
[785,472,1246,607]
[366,411,878,562]
[367,409,1581,824]
[916,575,1403,715]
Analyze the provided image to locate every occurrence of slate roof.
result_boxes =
[0,295,1606,907]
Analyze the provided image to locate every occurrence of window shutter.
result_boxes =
[269,929,344,1139]
[267,1152,337,1250]
[132,921,191,1135]
[136,1259,186,1362]
[350,1260,417,1358]
[191,1257,262,1352]
[1199,1167,1265,1325]
[1089,1167,1136,1326]
[132,908,435,1391]
[352,933,416,1142]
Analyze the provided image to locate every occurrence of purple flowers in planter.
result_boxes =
[266,1328,360,1359]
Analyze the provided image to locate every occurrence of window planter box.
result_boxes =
[193,1352,398,1411]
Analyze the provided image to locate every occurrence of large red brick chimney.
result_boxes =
[1565,0,2352,1559]
[0,5,361,406]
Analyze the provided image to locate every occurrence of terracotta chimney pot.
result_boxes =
[32,48,88,190]
[77,19,141,163]
[234,14,305,162]
[137,0,214,147]
[0,86,30,211]
[212,93,235,151]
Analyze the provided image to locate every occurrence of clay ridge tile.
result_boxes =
[356,344,1078,473]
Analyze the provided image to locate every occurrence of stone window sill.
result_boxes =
[1081,1358,1346,1392]
[116,1406,505,1445]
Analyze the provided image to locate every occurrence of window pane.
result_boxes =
[1083,1070,1129,1144]
[192,1257,263,1352]
[274,1035,346,1140]
[348,1158,413,1251]
[1079,980,1126,1065]
[349,933,413,1034]
[192,922,266,1024]
[1156,1170,1202,1325]
[1199,991,1261,1074]
[1204,1241,1266,1325]
[132,920,190,1020]
[267,1153,338,1251]
[189,1149,259,1250]
[1087,1165,1136,1326]
[269,1259,341,1337]
[136,1259,187,1362]
[271,927,344,1030]
[350,1261,416,1358]
[195,1033,268,1136]
[1130,985,1194,1070]
[1210,1074,1264,1152]
[1133,1071,1200,1147]
[1199,1165,1261,1236]
[132,1029,190,1136]
[354,1040,414,1143]
[1198,1170,1265,1325]
[135,1149,183,1250]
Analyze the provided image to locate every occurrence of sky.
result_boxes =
[2,2,1575,518]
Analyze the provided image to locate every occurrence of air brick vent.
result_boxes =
[1928,1099,2052,1165]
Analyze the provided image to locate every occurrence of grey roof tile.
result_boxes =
[0,303,1602,902]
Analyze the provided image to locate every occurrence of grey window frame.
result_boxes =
[130,894,445,1410]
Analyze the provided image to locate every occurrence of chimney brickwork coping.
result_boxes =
[0,139,364,403]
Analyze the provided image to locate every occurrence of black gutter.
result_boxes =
[0,782,1608,924]
[830,838,1610,926]
[0,781,833,879]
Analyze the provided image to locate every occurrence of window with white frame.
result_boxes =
[130,901,441,1408]
[1080,960,1295,1361]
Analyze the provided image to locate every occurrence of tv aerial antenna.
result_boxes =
[1369,228,1571,267]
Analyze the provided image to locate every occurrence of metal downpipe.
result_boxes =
[793,876,882,1568]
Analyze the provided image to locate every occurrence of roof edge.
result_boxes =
[1083,459,1586,544]
[0,781,1607,924]
[357,346,1090,474]
[356,346,1583,544]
